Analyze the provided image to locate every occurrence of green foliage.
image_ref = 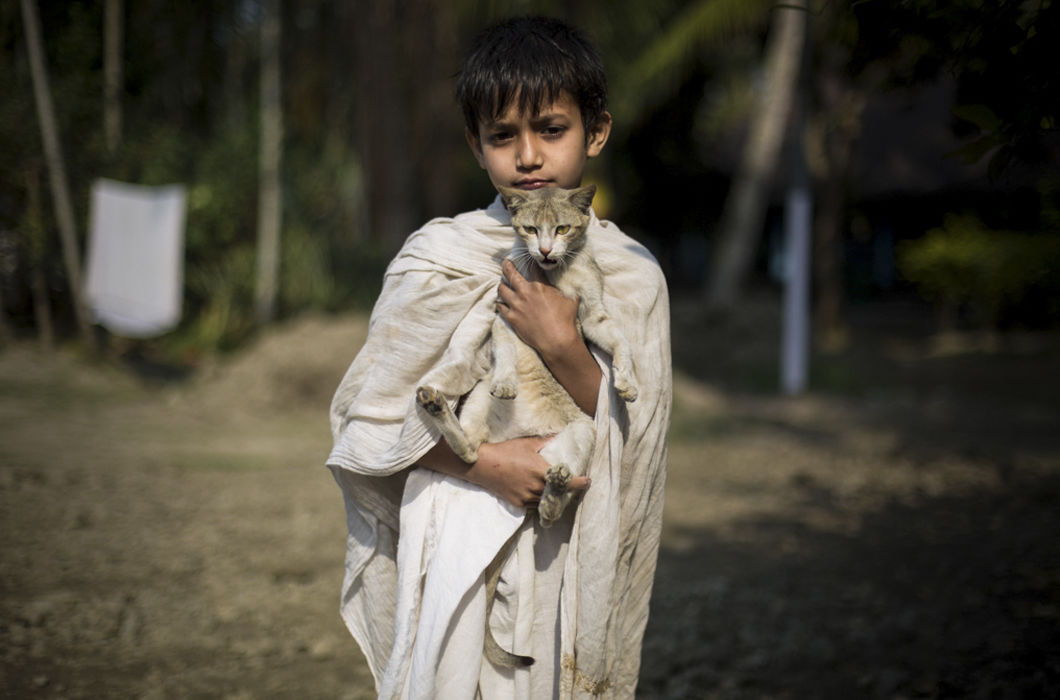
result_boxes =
[610,0,773,127]
[180,243,257,354]
[1,1,384,360]
[280,223,335,312]
[898,215,1060,328]
[6,0,1059,359]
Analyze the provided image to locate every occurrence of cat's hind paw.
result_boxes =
[545,464,573,493]
[539,465,573,528]
[416,386,446,416]
[489,378,517,400]
[614,371,638,403]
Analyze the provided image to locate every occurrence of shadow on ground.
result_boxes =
[644,295,1060,699]
[639,472,1060,699]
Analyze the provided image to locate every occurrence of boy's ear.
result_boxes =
[586,111,612,158]
[569,184,597,214]
[497,186,529,214]
[465,127,486,168]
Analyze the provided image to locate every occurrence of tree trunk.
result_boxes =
[808,59,865,350]
[409,0,461,220]
[20,0,95,349]
[255,0,283,325]
[104,0,123,153]
[705,0,808,309]
[352,0,416,251]
[25,167,55,350]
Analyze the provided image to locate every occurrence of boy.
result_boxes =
[328,16,671,699]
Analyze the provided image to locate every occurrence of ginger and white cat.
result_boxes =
[415,184,637,667]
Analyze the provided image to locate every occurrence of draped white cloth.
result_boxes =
[327,197,671,699]
[85,178,186,338]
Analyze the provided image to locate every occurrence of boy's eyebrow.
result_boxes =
[482,110,571,130]
[529,111,570,127]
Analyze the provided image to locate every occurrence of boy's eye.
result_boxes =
[555,225,570,235]
[542,126,566,137]
[488,131,513,144]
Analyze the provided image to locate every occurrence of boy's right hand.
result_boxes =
[470,436,591,509]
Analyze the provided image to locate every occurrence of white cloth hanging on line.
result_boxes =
[85,178,187,338]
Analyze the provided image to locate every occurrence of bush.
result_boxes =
[898,215,1060,328]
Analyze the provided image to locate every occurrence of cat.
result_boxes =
[415,184,637,668]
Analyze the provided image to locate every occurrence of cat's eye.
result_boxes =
[555,225,570,235]
[523,226,537,235]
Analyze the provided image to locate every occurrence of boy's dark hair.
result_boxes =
[455,16,608,140]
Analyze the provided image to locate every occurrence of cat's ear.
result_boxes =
[498,187,530,214]
[568,184,597,215]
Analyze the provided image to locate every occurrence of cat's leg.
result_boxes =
[580,314,638,403]
[455,383,494,455]
[415,386,479,463]
[488,316,520,400]
[537,415,595,527]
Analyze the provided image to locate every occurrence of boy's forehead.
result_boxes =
[482,90,581,126]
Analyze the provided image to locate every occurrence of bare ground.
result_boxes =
[1,300,1058,699]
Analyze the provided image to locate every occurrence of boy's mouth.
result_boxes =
[515,179,552,190]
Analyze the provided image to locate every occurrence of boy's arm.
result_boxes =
[496,259,602,416]
[418,436,590,508]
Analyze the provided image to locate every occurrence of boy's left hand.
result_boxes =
[496,259,580,360]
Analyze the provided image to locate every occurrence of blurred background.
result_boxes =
[3,0,1058,357]
[1,1,1058,699]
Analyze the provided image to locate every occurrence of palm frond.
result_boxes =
[614,0,774,124]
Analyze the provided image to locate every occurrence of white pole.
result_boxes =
[781,183,812,395]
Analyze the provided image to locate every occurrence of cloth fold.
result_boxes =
[328,197,671,699]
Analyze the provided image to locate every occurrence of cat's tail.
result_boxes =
[483,525,535,669]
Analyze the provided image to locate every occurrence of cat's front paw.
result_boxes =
[539,465,573,527]
[614,370,638,403]
[416,386,446,416]
[489,378,517,400]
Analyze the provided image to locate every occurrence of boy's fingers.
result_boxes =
[496,282,512,305]
[525,435,551,451]
[570,476,592,492]
[501,259,527,288]
[524,262,547,284]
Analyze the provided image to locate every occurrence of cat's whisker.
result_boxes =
[510,250,536,273]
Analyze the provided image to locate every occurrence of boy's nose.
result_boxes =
[516,135,542,169]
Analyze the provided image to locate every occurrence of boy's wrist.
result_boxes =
[466,443,495,488]
[537,328,585,367]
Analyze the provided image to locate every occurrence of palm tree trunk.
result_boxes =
[25,168,55,350]
[705,0,808,309]
[104,0,123,153]
[809,61,865,350]
[255,0,283,325]
[20,0,95,348]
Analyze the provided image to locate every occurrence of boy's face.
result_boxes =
[467,91,611,192]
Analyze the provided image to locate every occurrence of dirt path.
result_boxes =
[2,308,1058,699]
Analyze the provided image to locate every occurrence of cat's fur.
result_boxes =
[415,184,637,668]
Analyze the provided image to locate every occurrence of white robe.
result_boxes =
[327,197,671,699]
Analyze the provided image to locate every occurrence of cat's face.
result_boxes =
[498,185,596,271]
